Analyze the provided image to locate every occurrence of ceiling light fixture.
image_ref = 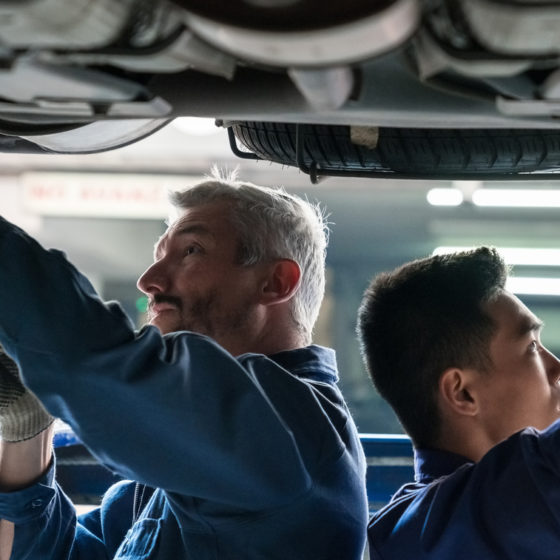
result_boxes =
[472,188,560,208]
[426,188,463,206]
[427,185,560,208]
[506,277,560,296]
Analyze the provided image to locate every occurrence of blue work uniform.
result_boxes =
[368,420,560,559]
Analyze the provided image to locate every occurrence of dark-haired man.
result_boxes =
[357,247,560,559]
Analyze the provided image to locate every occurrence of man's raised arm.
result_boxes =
[0,349,55,560]
[0,425,55,559]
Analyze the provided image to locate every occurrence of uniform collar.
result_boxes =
[268,344,339,384]
[414,447,473,483]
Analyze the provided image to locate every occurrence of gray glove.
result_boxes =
[0,348,54,442]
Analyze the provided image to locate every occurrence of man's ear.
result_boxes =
[260,259,301,306]
[439,367,480,417]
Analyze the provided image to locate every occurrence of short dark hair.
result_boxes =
[356,247,508,448]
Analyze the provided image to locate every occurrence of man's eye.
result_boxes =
[184,246,200,256]
[529,340,539,353]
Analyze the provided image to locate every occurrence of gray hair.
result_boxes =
[169,168,329,342]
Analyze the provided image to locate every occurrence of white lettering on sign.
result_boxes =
[21,172,204,219]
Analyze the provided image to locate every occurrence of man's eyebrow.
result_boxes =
[173,224,213,238]
[153,234,167,260]
[518,316,544,337]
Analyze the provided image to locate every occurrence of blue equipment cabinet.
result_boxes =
[54,429,415,514]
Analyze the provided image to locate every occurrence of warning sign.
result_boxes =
[21,172,203,219]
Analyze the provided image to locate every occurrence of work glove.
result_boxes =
[0,347,54,442]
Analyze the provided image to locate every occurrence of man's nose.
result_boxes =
[545,347,560,379]
[137,259,169,295]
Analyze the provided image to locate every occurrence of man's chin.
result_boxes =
[149,317,177,335]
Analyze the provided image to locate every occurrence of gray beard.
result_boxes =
[180,288,254,343]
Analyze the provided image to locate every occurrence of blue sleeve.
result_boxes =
[78,479,137,556]
[0,461,112,560]
[0,217,311,510]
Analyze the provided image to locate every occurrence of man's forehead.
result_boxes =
[488,291,543,337]
[167,211,207,236]
[153,224,206,256]
[153,206,229,258]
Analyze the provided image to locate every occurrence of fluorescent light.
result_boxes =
[433,246,473,255]
[472,189,560,207]
[507,277,560,296]
[426,188,463,206]
[427,186,560,208]
[433,246,560,267]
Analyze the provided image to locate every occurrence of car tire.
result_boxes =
[229,121,560,179]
